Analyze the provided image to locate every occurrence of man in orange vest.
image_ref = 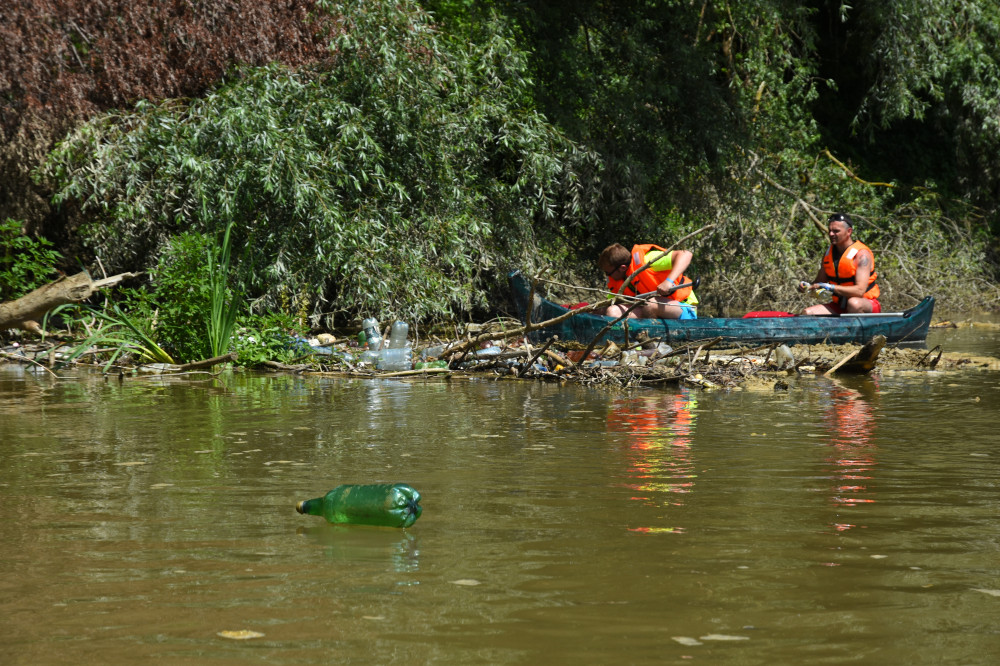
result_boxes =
[799,212,881,314]
[597,242,698,319]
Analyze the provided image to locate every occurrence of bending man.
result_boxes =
[598,243,698,319]
[799,212,881,314]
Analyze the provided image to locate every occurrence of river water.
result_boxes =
[2,325,998,664]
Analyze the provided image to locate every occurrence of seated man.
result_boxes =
[799,212,881,314]
[598,242,698,319]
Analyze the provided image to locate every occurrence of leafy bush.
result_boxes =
[0,218,63,301]
[42,0,593,325]
[112,226,246,363]
[230,313,309,366]
[139,231,216,362]
[56,303,175,371]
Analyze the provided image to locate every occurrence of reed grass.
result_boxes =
[206,220,241,358]
[56,304,174,371]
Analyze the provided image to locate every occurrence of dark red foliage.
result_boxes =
[0,0,341,139]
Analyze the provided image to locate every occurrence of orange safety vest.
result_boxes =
[822,241,879,307]
[607,244,694,303]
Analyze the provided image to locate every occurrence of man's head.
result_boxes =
[598,243,630,279]
[828,212,853,248]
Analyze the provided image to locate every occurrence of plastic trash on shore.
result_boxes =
[376,347,412,371]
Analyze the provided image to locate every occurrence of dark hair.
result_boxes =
[828,212,853,227]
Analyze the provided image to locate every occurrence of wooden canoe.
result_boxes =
[509,271,934,346]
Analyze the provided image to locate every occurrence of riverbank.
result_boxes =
[6,319,998,392]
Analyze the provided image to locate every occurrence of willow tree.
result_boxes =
[426,0,1000,312]
[0,0,337,247]
[41,0,595,322]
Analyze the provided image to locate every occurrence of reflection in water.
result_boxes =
[607,388,698,534]
[821,378,879,532]
[296,524,420,574]
[3,357,1000,663]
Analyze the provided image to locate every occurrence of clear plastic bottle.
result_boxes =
[414,360,448,370]
[470,345,502,358]
[420,344,447,360]
[621,350,647,366]
[377,347,412,371]
[361,317,382,350]
[358,349,380,366]
[388,321,409,349]
[296,483,422,528]
[774,344,794,367]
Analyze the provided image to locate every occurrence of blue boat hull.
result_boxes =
[510,271,934,346]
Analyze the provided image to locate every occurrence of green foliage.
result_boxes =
[32,0,1000,317]
[42,0,591,324]
[810,1,1000,216]
[141,231,216,362]
[57,303,175,371]
[206,221,241,357]
[230,313,309,366]
[0,218,62,301]
[438,0,998,309]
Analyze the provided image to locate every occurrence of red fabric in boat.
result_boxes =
[742,311,796,318]
[562,303,590,310]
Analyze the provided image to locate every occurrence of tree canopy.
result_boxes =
[2,0,998,321]
[39,1,595,322]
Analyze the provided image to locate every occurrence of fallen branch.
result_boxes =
[918,344,943,369]
[0,350,59,377]
[824,335,886,375]
[260,359,311,373]
[0,270,140,334]
[517,336,556,378]
[176,353,238,371]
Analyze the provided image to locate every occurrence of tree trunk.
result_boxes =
[0,271,139,334]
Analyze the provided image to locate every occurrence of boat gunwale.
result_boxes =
[508,270,933,345]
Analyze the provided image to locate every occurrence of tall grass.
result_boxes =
[206,221,241,357]
[55,304,174,371]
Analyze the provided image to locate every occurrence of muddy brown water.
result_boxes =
[2,323,998,664]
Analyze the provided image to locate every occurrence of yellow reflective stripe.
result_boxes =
[643,250,673,272]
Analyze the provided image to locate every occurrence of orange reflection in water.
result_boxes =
[821,378,878,531]
[608,389,698,534]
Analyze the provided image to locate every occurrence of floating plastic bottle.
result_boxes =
[296,483,422,528]
[420,344,447,360]
[388,321,409,349]
[334,350,356,364]
[358,349,380,366]
[414,360,448,370]
[361,317,383,350]
[376,346,412,371]
[468,345,502,359]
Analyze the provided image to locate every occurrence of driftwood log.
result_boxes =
[824,334,887,375]
[0,271,139,335]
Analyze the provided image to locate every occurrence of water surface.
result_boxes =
[2,325,998,664]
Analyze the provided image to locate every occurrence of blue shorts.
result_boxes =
[678,305,697,320]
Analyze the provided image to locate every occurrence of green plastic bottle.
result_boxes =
[296,483,422,528]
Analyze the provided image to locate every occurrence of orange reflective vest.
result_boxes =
[822,241,879,307]
[607,244,694,303]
